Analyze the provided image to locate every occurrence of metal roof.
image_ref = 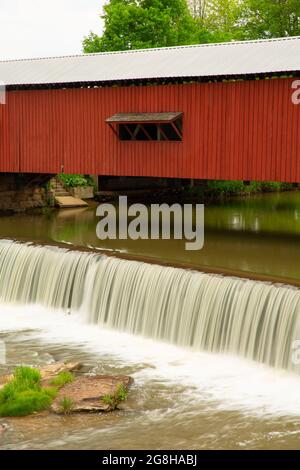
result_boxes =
[0,36,300,87]
[106,112,182,123]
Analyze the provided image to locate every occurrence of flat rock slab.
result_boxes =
[55,196,88,208]
[52,375,133,413]
[0,362,82,388]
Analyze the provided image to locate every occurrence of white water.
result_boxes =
[2,303,300,417]
[1,239,300,374]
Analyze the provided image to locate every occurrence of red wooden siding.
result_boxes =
[0,78,300,182]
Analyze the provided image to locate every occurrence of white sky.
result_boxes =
[0,0,105,60]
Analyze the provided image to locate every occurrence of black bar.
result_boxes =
[1,450,300,465]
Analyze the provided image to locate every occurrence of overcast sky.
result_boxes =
[0,0,105,60]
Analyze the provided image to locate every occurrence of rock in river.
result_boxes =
[51,375,133,413]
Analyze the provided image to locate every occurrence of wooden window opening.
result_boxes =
[106,112,183,142]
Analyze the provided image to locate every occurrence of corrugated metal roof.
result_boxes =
[0,37,300,87]
[106,112,182,123]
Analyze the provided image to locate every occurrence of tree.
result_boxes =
[188,0,209,19]
[241,0,300,39]
[83,0,300,54]
[188,0,300,41]
[189,0,243,41]
[83,0,208,53]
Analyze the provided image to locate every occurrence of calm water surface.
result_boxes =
[1,191,300,281]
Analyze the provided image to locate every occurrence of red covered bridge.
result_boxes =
[1,37,300,182]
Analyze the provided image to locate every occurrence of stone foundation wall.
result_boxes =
[69,186,94,199]
[0,175,48,213]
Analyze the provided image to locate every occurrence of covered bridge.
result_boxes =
[0,37,300,182]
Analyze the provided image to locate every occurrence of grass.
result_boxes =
[0,366,58,417]
[59,397,74,415]
[50,371,74,389]
[102,383,128,410]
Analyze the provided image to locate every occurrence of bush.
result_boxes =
[199,180,297,198]
[206,180,245,195]
[58,174,95,188]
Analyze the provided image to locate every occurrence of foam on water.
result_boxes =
[1,302,300,417]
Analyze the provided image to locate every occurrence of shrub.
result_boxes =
[201,180,297,197]
[58,174,95,188]
[205,180,245,196]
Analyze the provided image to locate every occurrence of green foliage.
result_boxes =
[83,0,204,52]
[190,0,300,41]
[202,180,295,197]
[185,180,295,199]
[102,383,128,409]
[43,386,58,400]
[246,181,294,192]
[59,397,74,415]
[207,180,245,195]
[0,390,53,417]
[102,395,113,406]
[240,0,300,39]
[50,371,74,389]
[59,174,94,188]
[83,0,300,54]
[117,383,128,401]
[0,366,57,417]
[192,0,243,42]
[14,366,41,390]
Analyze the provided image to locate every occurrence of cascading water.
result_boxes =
[1,239,300,374]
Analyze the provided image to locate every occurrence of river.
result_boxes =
[1,192,300,282]
[1,191,300,450]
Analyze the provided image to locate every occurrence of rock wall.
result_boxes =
[0,174,49,214]
[69,186,94,199]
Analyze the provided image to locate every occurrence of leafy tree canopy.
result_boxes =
[191,0,242,41]
[83,0,209,53]
[241,0,300,39]
[83,0,300,53]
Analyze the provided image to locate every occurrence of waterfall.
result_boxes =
[1,239,300,373]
